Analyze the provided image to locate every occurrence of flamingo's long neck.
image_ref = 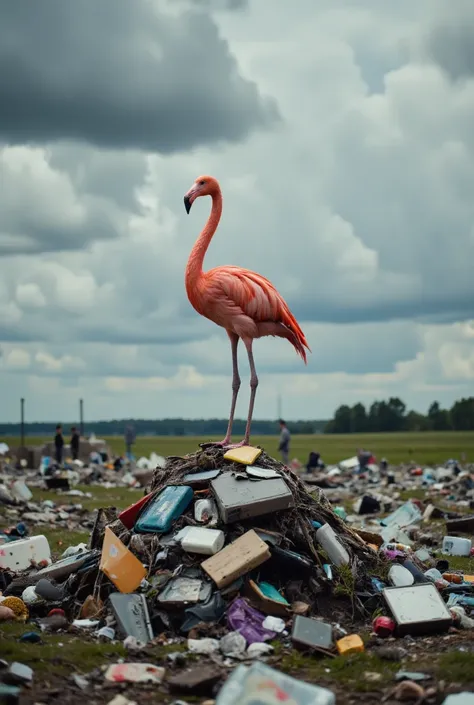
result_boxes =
[185,189,222,302]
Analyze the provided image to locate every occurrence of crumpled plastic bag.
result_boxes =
[227,598,276,644]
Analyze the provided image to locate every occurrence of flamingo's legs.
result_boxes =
[242,338,258,445]
[201,336,259,449]
[203,333,241,448]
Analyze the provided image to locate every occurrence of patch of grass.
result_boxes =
[38,527,91,554]
[277,648,399,692]
[3,431,474,465]
[0,623,187,679]
[334,564,356,599]
[398,489,430,502]
[436,554,474,574]
[436,650,474,683]
[30,485,142,512]
[0,623,126,675]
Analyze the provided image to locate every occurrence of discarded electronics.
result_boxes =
[382,584,452,636]
[211,472,293,523]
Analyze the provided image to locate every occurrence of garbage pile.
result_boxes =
[1,445,474,703]
[0,444,166,494]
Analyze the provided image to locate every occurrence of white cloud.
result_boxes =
[4,348,31,369]
[0,0,473,422]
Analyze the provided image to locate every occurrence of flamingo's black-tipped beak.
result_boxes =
[184,195,192,214]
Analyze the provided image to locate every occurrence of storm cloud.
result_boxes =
[0,0,278,152]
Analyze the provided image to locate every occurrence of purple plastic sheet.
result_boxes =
[227,598,276,644]
[382,549,407,561]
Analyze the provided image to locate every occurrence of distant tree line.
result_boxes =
[2,398,473,438]
[324,397,474,434]
[0,417,328,438]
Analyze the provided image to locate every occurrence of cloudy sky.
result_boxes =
[1,0,473,424]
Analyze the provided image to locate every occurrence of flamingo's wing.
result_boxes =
[204,266,310,358]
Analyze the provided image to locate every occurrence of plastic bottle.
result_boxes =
[315,524,349,566]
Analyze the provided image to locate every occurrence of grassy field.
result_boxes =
[3,430,474,465]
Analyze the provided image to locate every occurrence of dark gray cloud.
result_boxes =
[0,147,126,257]
[188,0,248,8]
[0,0,278,152]
[426,9,474,80]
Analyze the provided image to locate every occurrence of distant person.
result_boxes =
[306,451,325,472]
[124,424,136,459]
[54,424,64,465]
[70,426,80,461]
[357,448,374,469]
[278,419,290,465]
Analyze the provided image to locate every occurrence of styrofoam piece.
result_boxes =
[442,536,472,557]
[338,456,359,470]
[315,523,349,566]
[10,481,33,502]
[0,535,51,571]
[181,527,225,555]
[388,565,414,587]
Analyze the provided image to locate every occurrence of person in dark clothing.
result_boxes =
[70,426,80,461]
[278,419,290,465]
[306,451,325,472]
[124,424,136,459]
[54,424,64,465]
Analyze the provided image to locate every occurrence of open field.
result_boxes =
[3,430,474,465]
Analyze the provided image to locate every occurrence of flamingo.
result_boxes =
[184,175,310,448]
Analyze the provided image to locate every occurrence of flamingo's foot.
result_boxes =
[199,438,233,449]
[199,438,248,450]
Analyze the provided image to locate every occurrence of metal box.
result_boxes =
[382,583,452,636]
[211,472,293,524]
[291,616,333,651]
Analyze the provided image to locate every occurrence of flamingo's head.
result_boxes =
[184,175,219,214]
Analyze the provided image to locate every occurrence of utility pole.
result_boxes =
[277,393,282,420]
[79,398,84,436]
[20,398,25,447]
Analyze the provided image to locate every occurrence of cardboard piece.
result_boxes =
[100,527,147,593]
[223,446,262,465]
[247,580,291,617]
[201,530,271,589]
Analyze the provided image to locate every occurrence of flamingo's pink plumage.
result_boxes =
[184,175,310,447]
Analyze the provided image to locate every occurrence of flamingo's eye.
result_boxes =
[199,180,206,186]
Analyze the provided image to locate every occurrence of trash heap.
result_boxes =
[86,445,385,621]
[1,445,474,703]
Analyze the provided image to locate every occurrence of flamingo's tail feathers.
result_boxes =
[282,310,311,364]
[256,317,310,364]
[286,325,309,364]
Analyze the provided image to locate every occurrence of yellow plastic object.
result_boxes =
[224,445,262,465]
[100,527,147,593]
[463,574,474,583]
[336,634,365,656]
[1,596,29,622]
